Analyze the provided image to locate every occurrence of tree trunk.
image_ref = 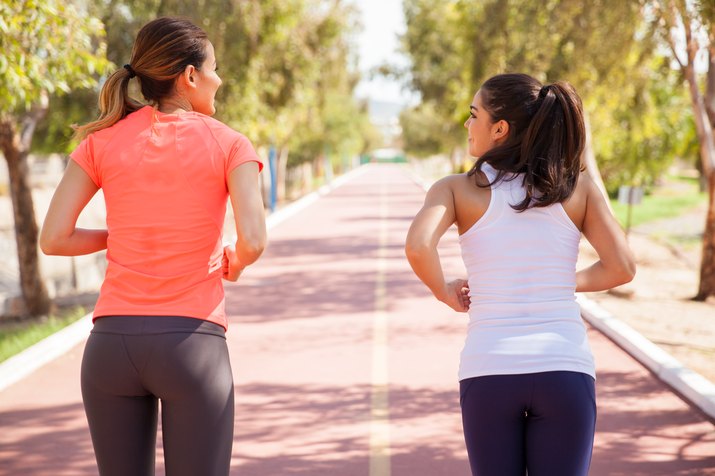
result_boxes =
[682,60,715,300]
[695,171,715,301]
[0,112,52,316]
[706,46,715,126]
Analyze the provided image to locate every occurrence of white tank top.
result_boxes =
[458,164,595,380]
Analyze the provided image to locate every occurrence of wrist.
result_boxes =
[433,283,449,302]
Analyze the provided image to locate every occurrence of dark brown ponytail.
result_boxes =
[467,73,586,211]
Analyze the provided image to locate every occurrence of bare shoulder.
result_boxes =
[425,173,467,198]
[431,173,465,188]
[437,172,485,192]
[446,172,491,235]
[562,172,595,231]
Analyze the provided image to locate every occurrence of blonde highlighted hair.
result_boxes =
[73,17,208,141]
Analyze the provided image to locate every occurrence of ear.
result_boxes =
[492,119,509,142]
[180,65,198,90]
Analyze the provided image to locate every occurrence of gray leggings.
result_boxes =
[81,316,234,476]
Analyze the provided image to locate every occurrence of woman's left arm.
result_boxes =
[40,160,108,256]
[405,177,470,312]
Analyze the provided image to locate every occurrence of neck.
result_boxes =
[158,96,192,114]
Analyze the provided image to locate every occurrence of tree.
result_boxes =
[653,0,715,300]
[400,1,695,193]
[400,102,462,158]
[400,1,644,176]
[35,0,374,205]
[0,0,111,316]
[400,0,472,169]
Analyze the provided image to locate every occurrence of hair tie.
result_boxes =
[539,84,550,98]
[123,64,136,78]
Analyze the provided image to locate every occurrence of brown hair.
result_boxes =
[467,73,586,211]
[73,17,208,140]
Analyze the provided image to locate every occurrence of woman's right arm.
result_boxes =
[576,176,636,292]
[405,178,470,312]
[40,160,108,256]
[223,161,266,281]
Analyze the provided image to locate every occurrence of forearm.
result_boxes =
[405,245,448,301]
[576,261,634,292]
[41,228,108,256]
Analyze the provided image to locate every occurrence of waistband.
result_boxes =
[91,315,225,338]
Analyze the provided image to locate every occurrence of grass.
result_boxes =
[0,306,88,364]
[610,178,708,229]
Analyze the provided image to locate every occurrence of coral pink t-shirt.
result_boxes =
[71,106,262,329]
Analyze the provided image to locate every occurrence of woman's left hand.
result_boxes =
[442,279,471,312]
[222,244,245,282]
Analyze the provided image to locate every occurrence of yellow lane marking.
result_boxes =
[370,176,390,476]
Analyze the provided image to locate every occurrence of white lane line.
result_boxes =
[369,175,391,476]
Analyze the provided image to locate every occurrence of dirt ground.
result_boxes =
[578,203,715,384]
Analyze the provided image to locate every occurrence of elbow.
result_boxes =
[404,239,430,263]
[238,233,266,265]
[621,259,637,284]
[613,257,636,287]
[39,228,61,255]
[244,241,265,264]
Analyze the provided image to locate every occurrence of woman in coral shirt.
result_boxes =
[41,17,265,476]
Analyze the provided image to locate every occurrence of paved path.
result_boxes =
[1,164,714,475]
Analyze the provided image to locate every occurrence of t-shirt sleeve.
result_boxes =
[70,135,101,187]
[226,134,263,175]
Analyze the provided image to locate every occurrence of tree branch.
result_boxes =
[661,0,686,69]
[19,92,49,152]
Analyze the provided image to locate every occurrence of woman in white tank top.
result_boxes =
[405,73,635,476]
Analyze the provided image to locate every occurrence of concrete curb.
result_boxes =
[578,294,715,421]
[0,313,93,392]
[403,162,715,422]
[0,165,368,393]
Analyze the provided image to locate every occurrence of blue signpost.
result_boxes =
[268,145,277,212]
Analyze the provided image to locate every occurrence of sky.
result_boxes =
[351,0,418,106]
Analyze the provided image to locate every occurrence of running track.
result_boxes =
[0,164,713,475]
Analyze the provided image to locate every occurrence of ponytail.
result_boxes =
[467,74,586,211]
[72,67,143,141]
[72,17,208,141]
[516,82,585,210]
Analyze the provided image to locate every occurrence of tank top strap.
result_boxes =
[480,162,498,183]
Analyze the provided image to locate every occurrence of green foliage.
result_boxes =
[400,103,463,158]
[591,55,699,192]
[29,0,376,168]
[0,306,87,363]
[401,0,470,150]
[610,178,707,228]
[400,0,696,192]
[0,0,112,114]
[32,89,100,154]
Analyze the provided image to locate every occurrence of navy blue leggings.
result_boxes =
[460,371,596,476]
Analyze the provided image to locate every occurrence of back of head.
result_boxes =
[468,73,586,211]
[74,17,208,141]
